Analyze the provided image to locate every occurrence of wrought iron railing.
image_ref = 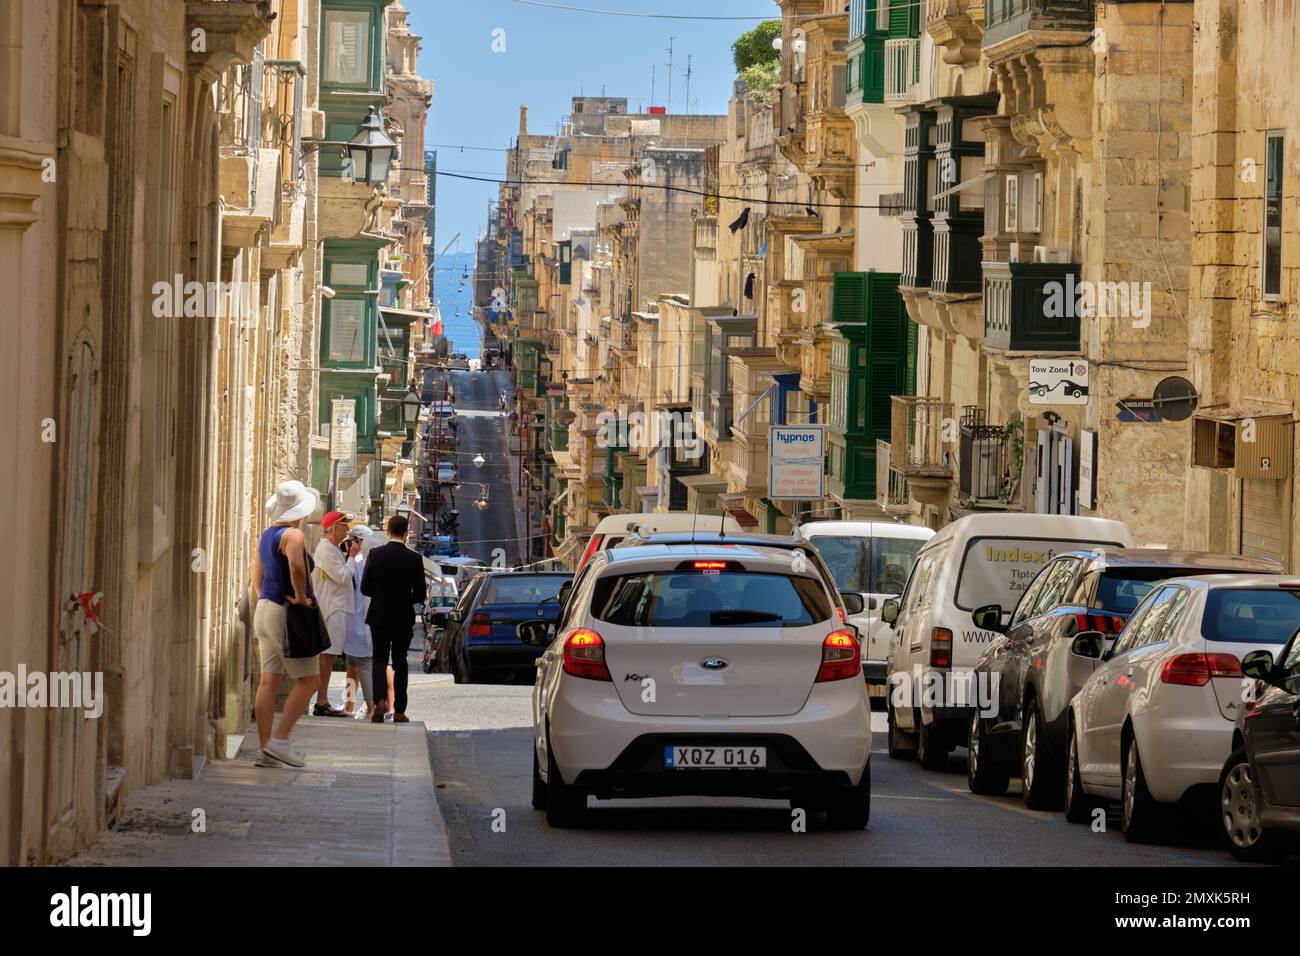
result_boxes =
[263,59,305,197]
[958,406,1017,504]
[890,396,954,475]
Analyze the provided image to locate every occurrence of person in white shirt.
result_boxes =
[344,524,377,718]
[310,511,355,717]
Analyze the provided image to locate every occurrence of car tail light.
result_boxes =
[692,560,727,570]
[816,629,861,682]
[576,534,604,572]
[835,606,845,624]
[1160,652,1241,686]
[1073,612,1127,634]
[930,628,953,668]
[562,628,611,681]
[468,612,491,638]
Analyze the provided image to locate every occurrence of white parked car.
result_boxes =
[521,542,873,828]
[436,461,456,485]
[882,512,1132,771]
[798,520,934,696]
[1065,574,1300,841]
[577,512,744,572]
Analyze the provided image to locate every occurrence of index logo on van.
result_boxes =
[984,544,1054,564]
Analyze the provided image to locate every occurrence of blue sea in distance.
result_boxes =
[434,250,481,359]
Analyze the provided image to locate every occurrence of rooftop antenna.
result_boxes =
[666,37,675,113]
[684,55,692,116]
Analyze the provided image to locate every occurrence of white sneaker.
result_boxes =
[261,743,306,768]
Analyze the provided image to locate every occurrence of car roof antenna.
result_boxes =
[690,492,700,545]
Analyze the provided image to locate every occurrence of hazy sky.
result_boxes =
[407,0,779,253]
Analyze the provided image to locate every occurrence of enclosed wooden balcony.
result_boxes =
[982,260,1082,352]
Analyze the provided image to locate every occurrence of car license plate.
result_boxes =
[664,745,766,770]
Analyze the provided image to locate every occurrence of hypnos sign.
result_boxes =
[768,425,826,500]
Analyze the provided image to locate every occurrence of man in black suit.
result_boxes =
[360,514,426,723]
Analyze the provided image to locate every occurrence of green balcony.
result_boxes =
[982,260,1082,352]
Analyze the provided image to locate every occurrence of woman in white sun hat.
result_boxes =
[249,479,322,767]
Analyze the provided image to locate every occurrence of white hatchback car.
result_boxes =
[1065,574,1300,841]
[520,543,873,828]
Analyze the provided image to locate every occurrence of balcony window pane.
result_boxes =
[323,9,371,86]
[328,298,367,363]
[1005,176,1019,232]
[330,261,369,287]
[876,0,890,32]
[960,156,985,212]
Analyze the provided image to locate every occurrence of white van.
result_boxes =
[882,512,1132,770]
[798,520,935,697]
[577,512,744,572]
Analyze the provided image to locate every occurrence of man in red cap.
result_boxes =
[311,510,357,716]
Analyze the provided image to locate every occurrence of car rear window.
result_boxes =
[591,570,832,628]
[1202,588,1300,644]
[479,576,569,605]
[1096,567,1213,615]
[812,535,925,595]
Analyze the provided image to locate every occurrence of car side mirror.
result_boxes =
[447,611,461,624]
[971,604,1005,632]
[1070,631,1105,660]
[881,598,900,627]
[556,581,574,606]
[1241,649,1284,688]
[517,620,553,647]
[840,592,866,616]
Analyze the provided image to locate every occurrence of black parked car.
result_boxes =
[1219,628,1300,863]
[437,571,573,683]
[967,549,1279,808]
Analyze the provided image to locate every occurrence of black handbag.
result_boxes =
[284,602,330,658]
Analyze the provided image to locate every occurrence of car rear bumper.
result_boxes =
[573,733,858,799]
[547,678,872,788]
[1135,713,1235,804]
[465,643,543,672]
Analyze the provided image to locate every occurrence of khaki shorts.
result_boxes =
[323,612,349,656]
[254,599,319,680]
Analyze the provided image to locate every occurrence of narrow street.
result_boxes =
[403,680,1239,868]
[442,369,521,569]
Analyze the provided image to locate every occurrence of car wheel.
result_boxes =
[826,761,871,830]
[451,650,466,684]
[886,697,916,760]
[1219,748,1289,863]
[1021,699,1063,810]
[1064,721,1102,824]
[544,739,586,828]
[968,711,1010,795]
[531,745,548,811]
[1121,735,1161,843]
[916,711,950,772]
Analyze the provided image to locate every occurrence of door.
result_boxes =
[1240,478,1290,567]
[1250,634,1300,807]
[890,544,947,729]
[864,534,926,665]
[1083,586,1175,785]
[1012,556,1085,727]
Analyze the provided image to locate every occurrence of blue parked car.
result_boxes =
[437,571,573,683]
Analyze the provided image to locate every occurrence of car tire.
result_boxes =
[916,711,950,772]
[544,740,586,828]
[1121,735,1161,843]
[968,711,1010,796]
[1218,748,1289,863]
[531,745,548,811]
[1021,699,1063,810]
[886,697,916,761]
[1064,721,1102,824]
[451,651,467,684]
[826,761,871,830]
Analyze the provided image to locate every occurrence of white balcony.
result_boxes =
[884,38,920,105]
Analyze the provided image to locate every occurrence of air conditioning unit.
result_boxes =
[1033,245,1070,264]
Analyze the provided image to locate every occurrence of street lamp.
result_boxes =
[347,106,398,186]
[401,386,421,429]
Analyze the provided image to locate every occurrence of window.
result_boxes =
[322,8,372,86]
[876,0,890,32]
[1112,586,1172,656]
[327,298,367,363]
[591,570,832,628]
[1264,131,1284,300]
[1005,175,1019,232]
[1201,587,1300,645]
[901,544,946,613]
[480,575,569,605]
[330,261,369,287]
[1032,557,1084,616]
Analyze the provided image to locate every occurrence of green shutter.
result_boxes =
[861,275,907,497]
[831,271,868,324]
[862,38,885,103]
[905,316,918,396]
[888,0,910,37]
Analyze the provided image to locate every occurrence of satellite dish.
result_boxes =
[1153,376,1199,422]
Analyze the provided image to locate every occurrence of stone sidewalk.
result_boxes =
[67,714,451,867]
